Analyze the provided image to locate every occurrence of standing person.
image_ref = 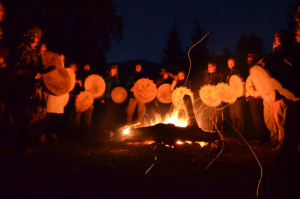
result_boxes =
[100,65,121,135]
[9,27,44,156]
[200,61,222,87]
[75,64,94,133]
[171,70,192,91]
[41,54,69,143]
[246,53,270,142]
[223,58,247,137]
[155,67,174,87]
[258,29,300,160]
[126,64,146,125]
[198,62,222,132]
[154,67,174,119]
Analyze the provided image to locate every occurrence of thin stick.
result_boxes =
[145,144,158,175]
[224,116,263,198]
[205,115,224,170]
[184,31,211,87]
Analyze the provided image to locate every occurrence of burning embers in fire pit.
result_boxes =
[117,95,220,147]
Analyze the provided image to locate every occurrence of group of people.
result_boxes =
[0,2,299,161]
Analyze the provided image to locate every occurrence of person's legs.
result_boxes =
[126,98,137,124]
[137,101,146,124]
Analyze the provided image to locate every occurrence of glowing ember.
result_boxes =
[176,140,184,145]
[195,141,209,147]
[122,127,130,135]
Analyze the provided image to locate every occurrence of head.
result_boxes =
[227,58,236,70]
[39,42,47,53]
[25,27,42,47]
[69,62,79,72]
[83,64,91,72]
[177,71,186,81]
[273,29,294,52]
[163,72,169,80]
[247,53,259,66]
[160,68,167,77]
[109,65,118,78]
[207,62,217,74]
[135,64,142,73]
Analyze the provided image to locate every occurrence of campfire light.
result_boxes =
[145,108,188,128]
[122,127,130,135]
[195,141,209,147]
[185,141,192,144]
[176,140,184,145]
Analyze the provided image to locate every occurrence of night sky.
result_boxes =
[107,0,295,63]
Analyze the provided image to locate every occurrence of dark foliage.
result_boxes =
[285,0,300,32]
[235,33,264,59]
[1,0,123,72]
[161,22,186,73]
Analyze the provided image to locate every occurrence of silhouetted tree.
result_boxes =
[235,34,264,59]
[3,0,123,72]
[161,22,186,72]
[223,47,232,59]
[286,0,300,32]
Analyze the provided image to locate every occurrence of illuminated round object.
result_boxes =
[84,74,106,99]
[157,83,172,104]
[250,66,273,96]
[41,51,64,69]
[172,87,194,108]
[75,91,94,112]
[133,78,157,103]
[245,75,260,97]
[216,83,237,104]
[229,75,245,97]
[199,85,221,107]
[42,67,71,96]
[66,68,76,92]
[111,87,128,104]
[41,51,71,96]
[47,93,70,114]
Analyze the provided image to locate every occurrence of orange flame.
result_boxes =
[145,108,188,127]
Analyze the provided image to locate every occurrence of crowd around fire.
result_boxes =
[0,2,299,162]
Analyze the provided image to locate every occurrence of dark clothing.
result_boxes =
[248,98,269,141]
[102,75,121,101]
[222,67,244,83]
[261,54,300,97]
[200,71,222,87]
[223,67,247,137]
[101,75,121,131]
[9,43,44,155]
[173,79,192,90]
[155,76,173,87]
[127,71,145,98]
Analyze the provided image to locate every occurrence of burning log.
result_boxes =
[119,95,219,145]
[122,123,219,144]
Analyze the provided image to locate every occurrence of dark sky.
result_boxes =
[106,0,295,63]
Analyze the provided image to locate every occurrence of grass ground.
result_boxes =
[0,130,299,199]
